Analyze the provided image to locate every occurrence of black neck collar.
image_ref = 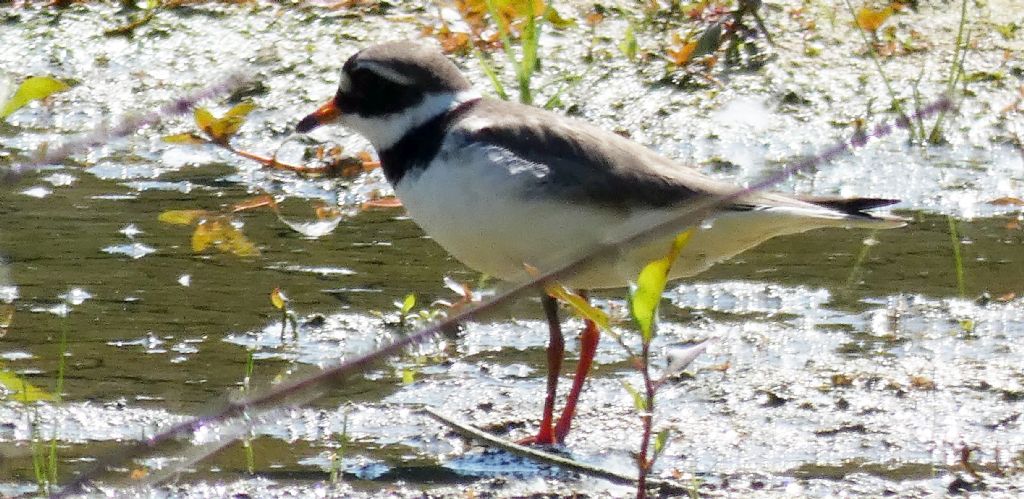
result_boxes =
[377,97,481,185]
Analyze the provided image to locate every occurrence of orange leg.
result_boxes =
[552,309,600,443]
[519,294,564,445]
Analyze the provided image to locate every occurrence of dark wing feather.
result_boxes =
[456,99,735,209]
[453,99,899,217]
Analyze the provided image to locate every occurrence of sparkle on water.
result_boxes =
[0,1,1022,497]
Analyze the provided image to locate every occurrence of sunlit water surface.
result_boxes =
[1,2,1022,497]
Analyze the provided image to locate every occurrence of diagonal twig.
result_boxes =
[2,71,251,183]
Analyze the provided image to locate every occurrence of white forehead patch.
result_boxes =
[336,72,351,94]
[353,60,417,86]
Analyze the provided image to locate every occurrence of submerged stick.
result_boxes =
[55,96,952,497]
[422,407,691,494]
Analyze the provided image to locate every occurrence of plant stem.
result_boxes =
[31,412,45,493]
[842,0,910,136]
[281,307,289,339]
[929,0,969,143]
[947,216,966,297]
[244,437,255,474]
[483,0,543,104]
[471,44,509,101]
[56,315,67,402]
[844,231,878,289]
[636,342,656,499]
[244,349,255,391]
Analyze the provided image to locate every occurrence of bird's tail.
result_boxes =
[798,196,907,229]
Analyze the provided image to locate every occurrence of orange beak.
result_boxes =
[296,100,341,133]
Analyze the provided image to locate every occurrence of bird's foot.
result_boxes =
[516,426,561,446]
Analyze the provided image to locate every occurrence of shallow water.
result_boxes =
[1,1,1022,497]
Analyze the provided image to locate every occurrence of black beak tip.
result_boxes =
[295,115,320,134]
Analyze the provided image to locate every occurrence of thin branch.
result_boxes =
[4,71,250,182]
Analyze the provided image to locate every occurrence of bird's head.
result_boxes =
[296,41,478,150]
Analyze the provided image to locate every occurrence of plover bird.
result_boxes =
[296,41,902,445]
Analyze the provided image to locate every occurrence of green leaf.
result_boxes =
[653,428,670,456]
[994,22,1018,40]
[194,108,215,133]
[194,102,254,143]
[963,71,1004,83]
[220,102,256,137]
[1,76,70,119]
[630,230,693,342]
[162,133,207,145]
[400,293,416,315]
[158,209,208,225]
[621,380,646,412]
[270,288,288,310]
[545,284,610,331]
[544,6,576,28]
[401,367,416,384]
[191,218,260,257]
[619,23,637,62]
[472,48,509,101]
[0,366,58,402]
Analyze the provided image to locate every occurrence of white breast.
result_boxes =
[395,140,620,285]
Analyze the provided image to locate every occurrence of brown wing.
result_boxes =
[458,99,733,209]
[456,98,900,219]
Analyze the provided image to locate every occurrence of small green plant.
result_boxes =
[372,291,450,330]
[270,287,298,340]
[844,0,912,136]
[927,0,969,144]
[483,0,543,104]
[329,411,349,483]
[30,409,57,495]
[619,22,638,62]
[846,0,970,144]
[30,304,71,494]
[433,0,574,105]
[623,230,692,498]
[396,293,416,328]
[551,230,700,498]
[241,348,257,475]
[845,232,880,290]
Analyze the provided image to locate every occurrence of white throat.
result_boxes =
[341,89,480,151]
